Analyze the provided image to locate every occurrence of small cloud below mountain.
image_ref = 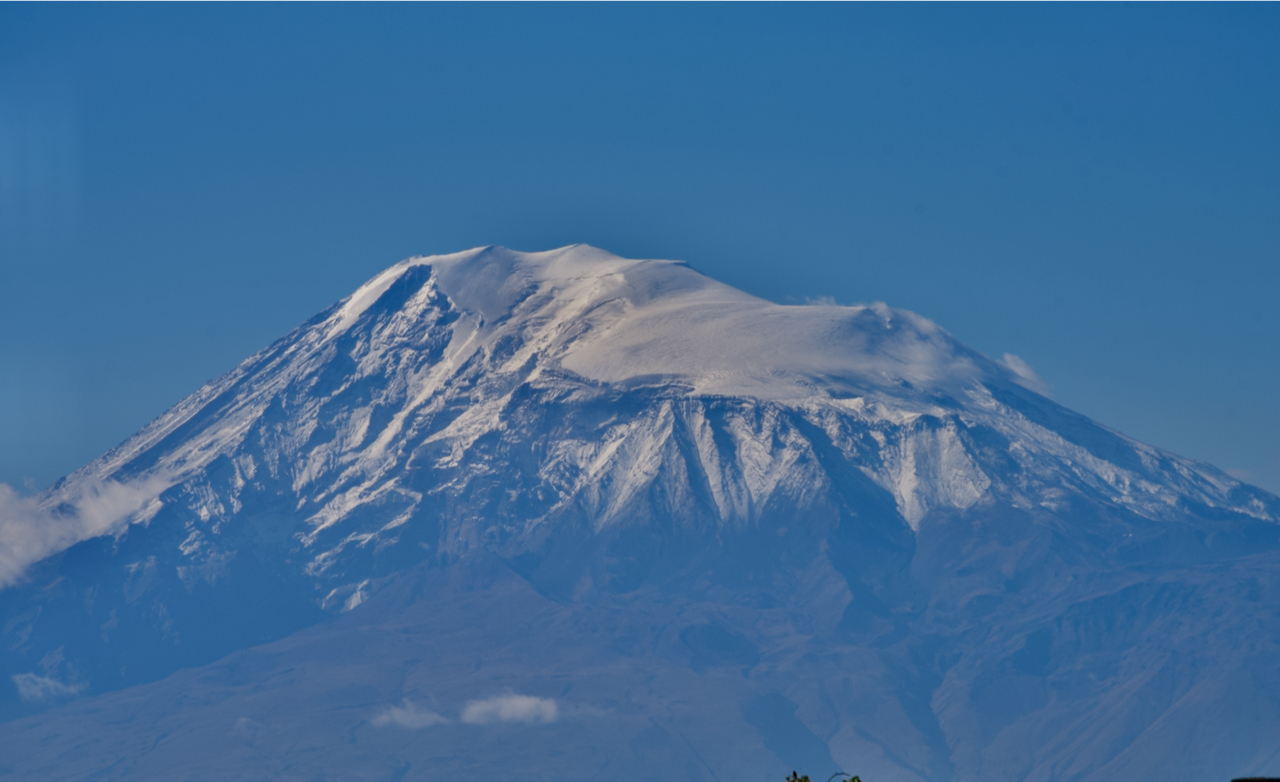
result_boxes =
[461,693,558,725]
[371,701,450,729]
[372,693,560,728]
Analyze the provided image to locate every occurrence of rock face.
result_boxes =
[2,245,1279,781]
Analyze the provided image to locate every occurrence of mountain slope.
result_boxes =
[2,245,1278,781]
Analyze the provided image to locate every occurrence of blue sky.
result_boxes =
[2,3,1278,493]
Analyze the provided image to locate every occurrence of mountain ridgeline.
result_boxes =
[2,245,1278,782]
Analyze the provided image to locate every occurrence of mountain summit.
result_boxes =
[3,245,1279,782]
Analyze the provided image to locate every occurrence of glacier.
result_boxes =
[1,244,1278,781]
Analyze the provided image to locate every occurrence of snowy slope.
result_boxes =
[2,245,1279,781]
[28,244,1272,557]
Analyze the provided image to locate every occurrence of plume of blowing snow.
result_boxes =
[1000,352,1053,396]
[0,478,169,588]
[11,672,85,703]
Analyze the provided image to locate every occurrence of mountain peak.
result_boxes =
[331,243,706,336]
[326,244,984,404]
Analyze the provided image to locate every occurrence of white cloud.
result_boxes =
[1000,353,1053,397]
[0,477,170,589]
[461,693,558,725]
[372,701,450,729]
[11,673,85,703]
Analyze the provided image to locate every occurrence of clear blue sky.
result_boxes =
[2,4,1278,494]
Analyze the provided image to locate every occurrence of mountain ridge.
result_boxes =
[26,244,1274,571]
[2,244,1278,781]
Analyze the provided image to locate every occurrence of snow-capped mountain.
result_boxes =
[2,245,1278,782]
